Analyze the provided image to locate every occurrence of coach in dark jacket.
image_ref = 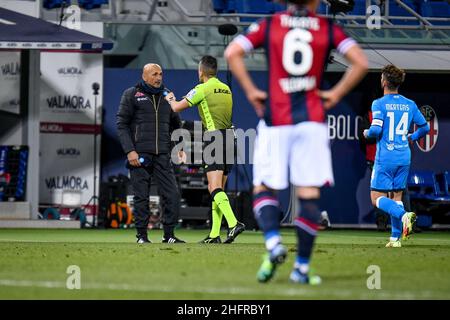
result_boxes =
[117,63,185,244]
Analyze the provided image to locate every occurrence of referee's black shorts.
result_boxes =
[203,128,235,175]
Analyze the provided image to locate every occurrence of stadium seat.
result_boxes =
[317,2,329,15]
[416,214,433,228]
[419,0,450,26]
[268,1,287,13]
[411,170,450,227]
[226,0,237,13]
[436,171,450,196]
[43,0,71,9]
[212,0,237,13]
[409,170,450,202]
[388,0,421,25]
[235,0,271,14]
[212,0,226,13]
[347,0,366,16]
[444,171,450,195]
[78,0,106,10]
[407,170,440,199]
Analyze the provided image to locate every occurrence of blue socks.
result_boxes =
[253,191,282,251]
[376,196,406,220]
[253,193,322,275]
[390,201,403,239]
[294,199,321,274]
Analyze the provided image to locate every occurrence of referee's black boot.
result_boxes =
[199,236,221,244]
[162,236,186,243]
[224,221,245,244]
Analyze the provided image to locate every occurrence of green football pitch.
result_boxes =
[0,228,449,300]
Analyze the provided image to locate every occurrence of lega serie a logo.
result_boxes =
[415,105,438,152]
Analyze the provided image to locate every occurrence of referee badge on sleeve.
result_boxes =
[186,89,196,100]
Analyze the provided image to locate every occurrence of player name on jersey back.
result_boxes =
[385,104,410,111]
[236,9,356,125]
[279,76,316,94]
[280,15,320,30]
[278,15,321,94]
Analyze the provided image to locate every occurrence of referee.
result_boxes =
[165,56,245,244]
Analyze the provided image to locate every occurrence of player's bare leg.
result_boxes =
[289,186,322,285]
[254,184,287,283]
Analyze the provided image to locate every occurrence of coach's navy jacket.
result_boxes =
[116,82,182,155]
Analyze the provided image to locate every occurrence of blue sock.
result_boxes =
[295,256,310,274]
[390,201,403,239]
[253,191,281,251]
[264,230,281,251]
[294,199,321,274]
[376,196,406,220]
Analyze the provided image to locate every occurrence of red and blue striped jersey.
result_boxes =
[233,8,356,126]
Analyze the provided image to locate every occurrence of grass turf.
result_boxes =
[0,228,449,299]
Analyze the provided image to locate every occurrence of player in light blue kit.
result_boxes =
[364,65,429,248]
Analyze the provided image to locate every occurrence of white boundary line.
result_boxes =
[0,237,449,243]
[0,279,443,299]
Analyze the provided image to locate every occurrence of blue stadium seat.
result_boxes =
[412,171,450,227]
[389,0,420,25]
[78,0,105,10]
[44,0,108,10]
[212,0,226,13]
[317,2,329,15]
[420,1,450,26]
[226,0,237,13]
[408,170,450,202]
[444,171,450,196]
[268,1,287,13]
[436,171,450,196]
[408,170,440,199]
[416,214,432,228]
[347,0,366,16]
[43,0,71,9]
[235,0,271,14]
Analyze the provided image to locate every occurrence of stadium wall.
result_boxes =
[102,69,450,225]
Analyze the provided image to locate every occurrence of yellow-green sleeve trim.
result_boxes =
[199,99,216,131]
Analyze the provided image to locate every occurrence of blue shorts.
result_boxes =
[371,163,410,192]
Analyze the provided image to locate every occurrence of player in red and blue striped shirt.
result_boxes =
[225,0,368,284]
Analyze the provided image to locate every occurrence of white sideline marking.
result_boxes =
[0,279,438,299]
[320,234,450,243]
[0,239,63,243]
[0,239,129,243]
[0,236,449,244]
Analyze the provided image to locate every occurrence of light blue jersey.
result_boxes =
[368,93,428,192]
[371,94,427,166]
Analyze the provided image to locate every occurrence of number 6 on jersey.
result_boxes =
[282,29,313,76]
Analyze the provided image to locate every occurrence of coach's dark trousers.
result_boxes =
[129,153,180,237]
